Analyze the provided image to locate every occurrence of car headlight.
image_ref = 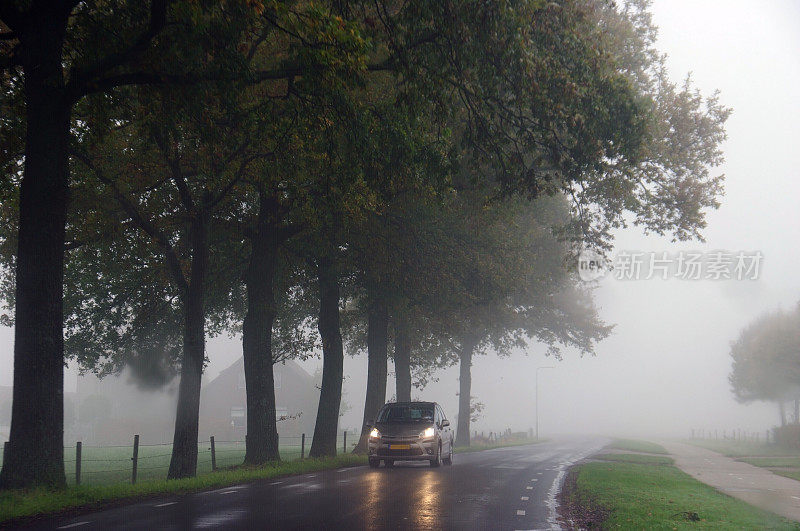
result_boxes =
[419,427,435,439]
[369,428,381,439]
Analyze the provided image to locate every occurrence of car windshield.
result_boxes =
[377,404,434,423]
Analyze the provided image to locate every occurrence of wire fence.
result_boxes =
[689,428,771,443]
[0,432,355,487]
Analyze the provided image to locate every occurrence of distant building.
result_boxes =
[199,357,318,441]
[74,370,178,445]
[5,357,319,447]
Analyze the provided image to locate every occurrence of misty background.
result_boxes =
[1,0,798,440]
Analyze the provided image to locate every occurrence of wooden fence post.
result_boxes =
[301,433,305,459]
[210,436,217,472]
[76,442,82,486]
[131,434,139,484]
[343,430,347,454]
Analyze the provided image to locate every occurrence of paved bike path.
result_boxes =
[663,442,800,522]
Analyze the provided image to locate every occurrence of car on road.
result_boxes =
[367,401,454,468]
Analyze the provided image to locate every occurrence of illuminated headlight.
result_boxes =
[369,428,381,439]
[420,427,435,439]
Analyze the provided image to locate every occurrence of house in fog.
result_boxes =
[198,357,318,441]
[8,356,320,446]
[74,370,178,445]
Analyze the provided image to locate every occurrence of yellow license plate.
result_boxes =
[389,444,410,450]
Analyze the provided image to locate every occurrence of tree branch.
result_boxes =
[0,5,23,31]
[67,0,168,99]
[151,130,196,213]
[70,147,190,294]
[76,57,400,98]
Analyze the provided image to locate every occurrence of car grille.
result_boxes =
[378,447,424,457]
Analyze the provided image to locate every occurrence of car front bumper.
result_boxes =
[368,437,438,460]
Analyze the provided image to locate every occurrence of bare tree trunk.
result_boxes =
[309,258,344,458]
[455,339,475,447]
[0,13,70,489]
[394,316,412,402]
[794,398,799,425]
[167,212,209,479]
[242,194,281,464]
[780,401,787,427]
[354,294,388,453]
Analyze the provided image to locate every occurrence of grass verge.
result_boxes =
[454,438,543,454]
[686,440,800,484]
[561,459,798,529]
[0,437,540,524]
[737,456,800,468]
[608,439,669,455]
[0,454,366,525]
[595,452,674,465]
[685,439,797,458]
[773,470,800,482]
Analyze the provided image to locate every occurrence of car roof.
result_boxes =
[383,401,436,407]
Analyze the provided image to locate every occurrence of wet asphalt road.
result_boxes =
[26,437,606,531]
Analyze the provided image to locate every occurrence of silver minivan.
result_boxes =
[367,401,454,468]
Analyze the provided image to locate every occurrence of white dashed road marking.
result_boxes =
[526,486,533,490]
[521,496,529,501]
[154,502,177,507]
[57,523,90,529]
[516,510,526,516]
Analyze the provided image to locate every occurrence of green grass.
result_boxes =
[454,438,543,453]
[595,452,674,465]
[689,444,800,484]
[565,460,798,529]
[1,441,319,487]
[0,454,367,525]
[608,439,669,455]
[737,456,800,468]
[772,470,800,482]
[0,437,537,524]
[686,439,797,458]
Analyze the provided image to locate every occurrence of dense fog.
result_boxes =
[1,0,798,446]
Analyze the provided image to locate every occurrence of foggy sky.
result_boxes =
[1,0,798,440]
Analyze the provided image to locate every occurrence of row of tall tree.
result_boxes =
[730,305,800,425]
[0,0,728,489]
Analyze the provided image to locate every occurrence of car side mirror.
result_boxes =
[441,419,450,428]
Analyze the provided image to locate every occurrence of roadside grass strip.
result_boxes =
[732,456,800,483]
[685,441,800,482]
[0,437,537,524]
[454,438,544,453]
[563,459,798,529]
[686,439,799,458]
[608,439,669,455]
[0,454,366,525]
[737,457,800,468]
[772,470,800,482]
[595,453,674,465]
